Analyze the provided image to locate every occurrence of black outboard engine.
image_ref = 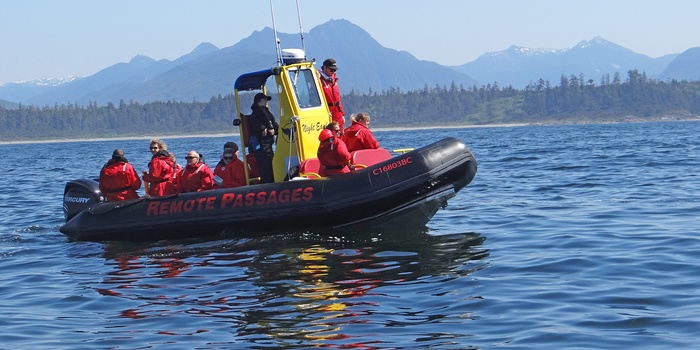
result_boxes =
[63,178,105,222]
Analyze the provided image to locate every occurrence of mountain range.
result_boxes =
[452,37,679,88]
[1,19,699,108]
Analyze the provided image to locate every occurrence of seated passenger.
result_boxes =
[217,141,238,167]
[164,151,182,195]
[213,144,246,188]
[342,112,379,152]
[173,150,214,193]
[142,145,174,197]
[216,140,257,182]
[317,122,352,177]
[148,139,168,155]
[99,148,142,201]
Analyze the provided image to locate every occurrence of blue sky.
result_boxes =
[2,0,700,84]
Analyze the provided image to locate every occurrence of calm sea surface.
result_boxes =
[1,121,699,349]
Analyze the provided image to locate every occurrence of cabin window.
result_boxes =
[288,68,322,109]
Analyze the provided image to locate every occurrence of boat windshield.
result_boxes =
[288,68,322,109]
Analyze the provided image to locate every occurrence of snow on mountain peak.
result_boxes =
[2,76,81,87]
[512,46,560,56]
[483,45,560,58]
[574,36,610,50]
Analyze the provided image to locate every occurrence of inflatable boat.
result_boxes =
[61,137,476,241]
[60,32,478,241]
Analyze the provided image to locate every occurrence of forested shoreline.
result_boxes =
[1,70,699,142]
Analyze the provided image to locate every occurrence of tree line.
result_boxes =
[1,70,699,141]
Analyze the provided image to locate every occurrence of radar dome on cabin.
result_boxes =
[281,49,306,64]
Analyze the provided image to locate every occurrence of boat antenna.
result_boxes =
[269,0,283,66]
[295,0,306,59]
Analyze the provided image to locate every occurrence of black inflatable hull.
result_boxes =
[60,137,477,241]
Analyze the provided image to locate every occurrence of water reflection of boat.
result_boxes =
[95,230,488,344]
[59,10,476,243]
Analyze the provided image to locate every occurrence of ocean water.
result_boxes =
[1,121,699,349]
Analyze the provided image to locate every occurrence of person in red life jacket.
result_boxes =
[342,112,379,152]
[169,151,183,175]
[319,58,346,131]
[217,141,238,165]
[249,92,279,183]
[317,122,353,177]
[99,148,142,201]
[217,141,257,181]
[164,151,182,195]
[148,138,167,153]
[173,150,214,193]
[142,143,175,197]
[141,139,171,196]
[213,144,246,188]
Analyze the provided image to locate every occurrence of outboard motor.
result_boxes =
[63,178,105,222]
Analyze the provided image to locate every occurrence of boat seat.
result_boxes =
[245,153,260,180]
[350,148,392,168]
[239,113,256,153]
[299,158,322,178]
[239,113,261,183]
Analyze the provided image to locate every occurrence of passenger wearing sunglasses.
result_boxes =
[142,138,174,197]
[173,150,214,193]
[147,139,167,157]
[317,122,352,177]
[319,58,346,131]
[213,144,246,188]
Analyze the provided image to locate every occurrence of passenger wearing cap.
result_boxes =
[319,58,346,131]
[99,148,142,201]
[213,144,246,188]
[249,92,279,183]
[220,139,259,180]
[317,122,352,177]
[215,141,237,169]
[173,150,214,193]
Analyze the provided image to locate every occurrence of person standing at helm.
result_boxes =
[319,58,346,131]
[317,122,352,177]
[250,92,278,183]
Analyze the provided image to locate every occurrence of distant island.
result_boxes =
[1,70,699,142]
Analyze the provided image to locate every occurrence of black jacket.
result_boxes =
[250,104,279,146]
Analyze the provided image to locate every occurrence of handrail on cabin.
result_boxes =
[392,148,414,154]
